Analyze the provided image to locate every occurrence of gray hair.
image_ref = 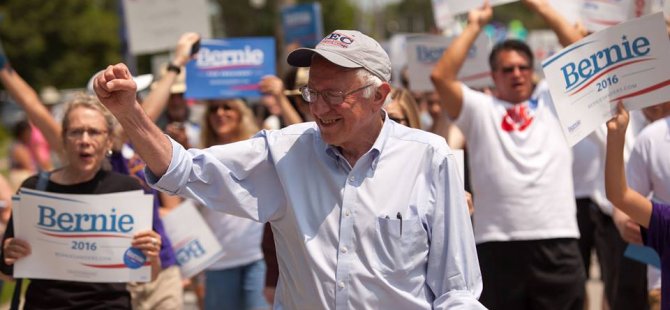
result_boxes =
[355,69,391,107]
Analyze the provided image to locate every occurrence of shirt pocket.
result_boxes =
[372,216,429,278]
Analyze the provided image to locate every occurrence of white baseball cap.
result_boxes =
[287,30,391,82]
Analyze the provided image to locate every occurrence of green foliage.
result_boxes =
[383,0,437,35]
[0,0,122,89]
[493,2,549,30]
[216,0,276,37]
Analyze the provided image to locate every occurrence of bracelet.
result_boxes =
[166,63,181,74]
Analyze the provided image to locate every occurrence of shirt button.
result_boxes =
[340,247,348,253]
[348,176,355,182]
[344,209,351,217]
[338,281,345,289]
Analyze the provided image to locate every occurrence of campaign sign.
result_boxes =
[431,0,457,30]
[406,33,493,91]
[13,189,153,282]
[162,200,224,278]
[581,0,651,32]
[527,30,562,78]
[547,0,583,25]
[281,3,324,48]
[542,13,670,146]
[431,0,518,17]
[185,38,276,100]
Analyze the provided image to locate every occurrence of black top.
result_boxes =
[0,169,142,310]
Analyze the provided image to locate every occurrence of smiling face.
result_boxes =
[62,107,113,181]
[307,57,386,153]
[491,50,534,104]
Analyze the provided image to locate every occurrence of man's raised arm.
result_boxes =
[93,64,173,177]
[522,0,585,47]
[430,3,492,120]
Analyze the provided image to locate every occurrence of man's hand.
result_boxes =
[264,286,276,305]
[468,1,493,28]
[465,191,474,215]
[93,63,138,115]
[172,32,201,67]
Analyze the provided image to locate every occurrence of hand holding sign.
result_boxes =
[2,237,31,265]
[173,32,201,68]
[606,101,629,135]
[468,2,493,28]
[542,13,670,146]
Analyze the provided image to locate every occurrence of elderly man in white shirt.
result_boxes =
[92,30,483,309]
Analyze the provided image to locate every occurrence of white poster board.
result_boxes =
[162,200,224,278]
[431,0,458,30]
[541,13,670,146]
[13,189,153,282]
[389,34,419,88]
[548,0,584,25]
[527,30,563,78]
[581,0,652,32]
[122,0,212,55]
[431,0,518,17]
[406,33,493,91]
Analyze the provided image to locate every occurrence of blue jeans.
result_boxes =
[205,259,268,310]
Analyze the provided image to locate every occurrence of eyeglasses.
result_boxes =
[207,103,233,113]
[499,65,531,74]
[299,83,374,106]
[66,127,108,140]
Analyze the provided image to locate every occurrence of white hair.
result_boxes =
[355,69,392,107]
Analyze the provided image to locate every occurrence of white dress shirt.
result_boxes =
[147,116,484,309]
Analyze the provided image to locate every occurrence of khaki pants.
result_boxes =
[128,265,184,310]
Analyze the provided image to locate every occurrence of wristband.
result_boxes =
[166,63,181,74]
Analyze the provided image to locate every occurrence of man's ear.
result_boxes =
[374,83,392,108]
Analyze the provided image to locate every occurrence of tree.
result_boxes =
[0,0,121,89]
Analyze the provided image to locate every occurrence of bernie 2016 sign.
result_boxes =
[185,37,276,100]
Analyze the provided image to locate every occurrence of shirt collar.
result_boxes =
[321,111,391,171]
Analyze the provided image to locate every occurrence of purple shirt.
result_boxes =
[110,148,177,268]
[643,202,670,310]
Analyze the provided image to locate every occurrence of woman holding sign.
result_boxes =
[0,95,162,309]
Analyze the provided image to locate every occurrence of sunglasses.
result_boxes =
[499,65,531,74]
[207,103,234,113]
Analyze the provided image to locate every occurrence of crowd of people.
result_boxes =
[0,0,669,309]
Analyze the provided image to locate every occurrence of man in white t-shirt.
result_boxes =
[431,3,584,309]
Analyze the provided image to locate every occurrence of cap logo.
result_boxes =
[321,33,354,48]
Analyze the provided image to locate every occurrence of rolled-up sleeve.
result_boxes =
[146,134,286,223]
[427,151,485,309]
